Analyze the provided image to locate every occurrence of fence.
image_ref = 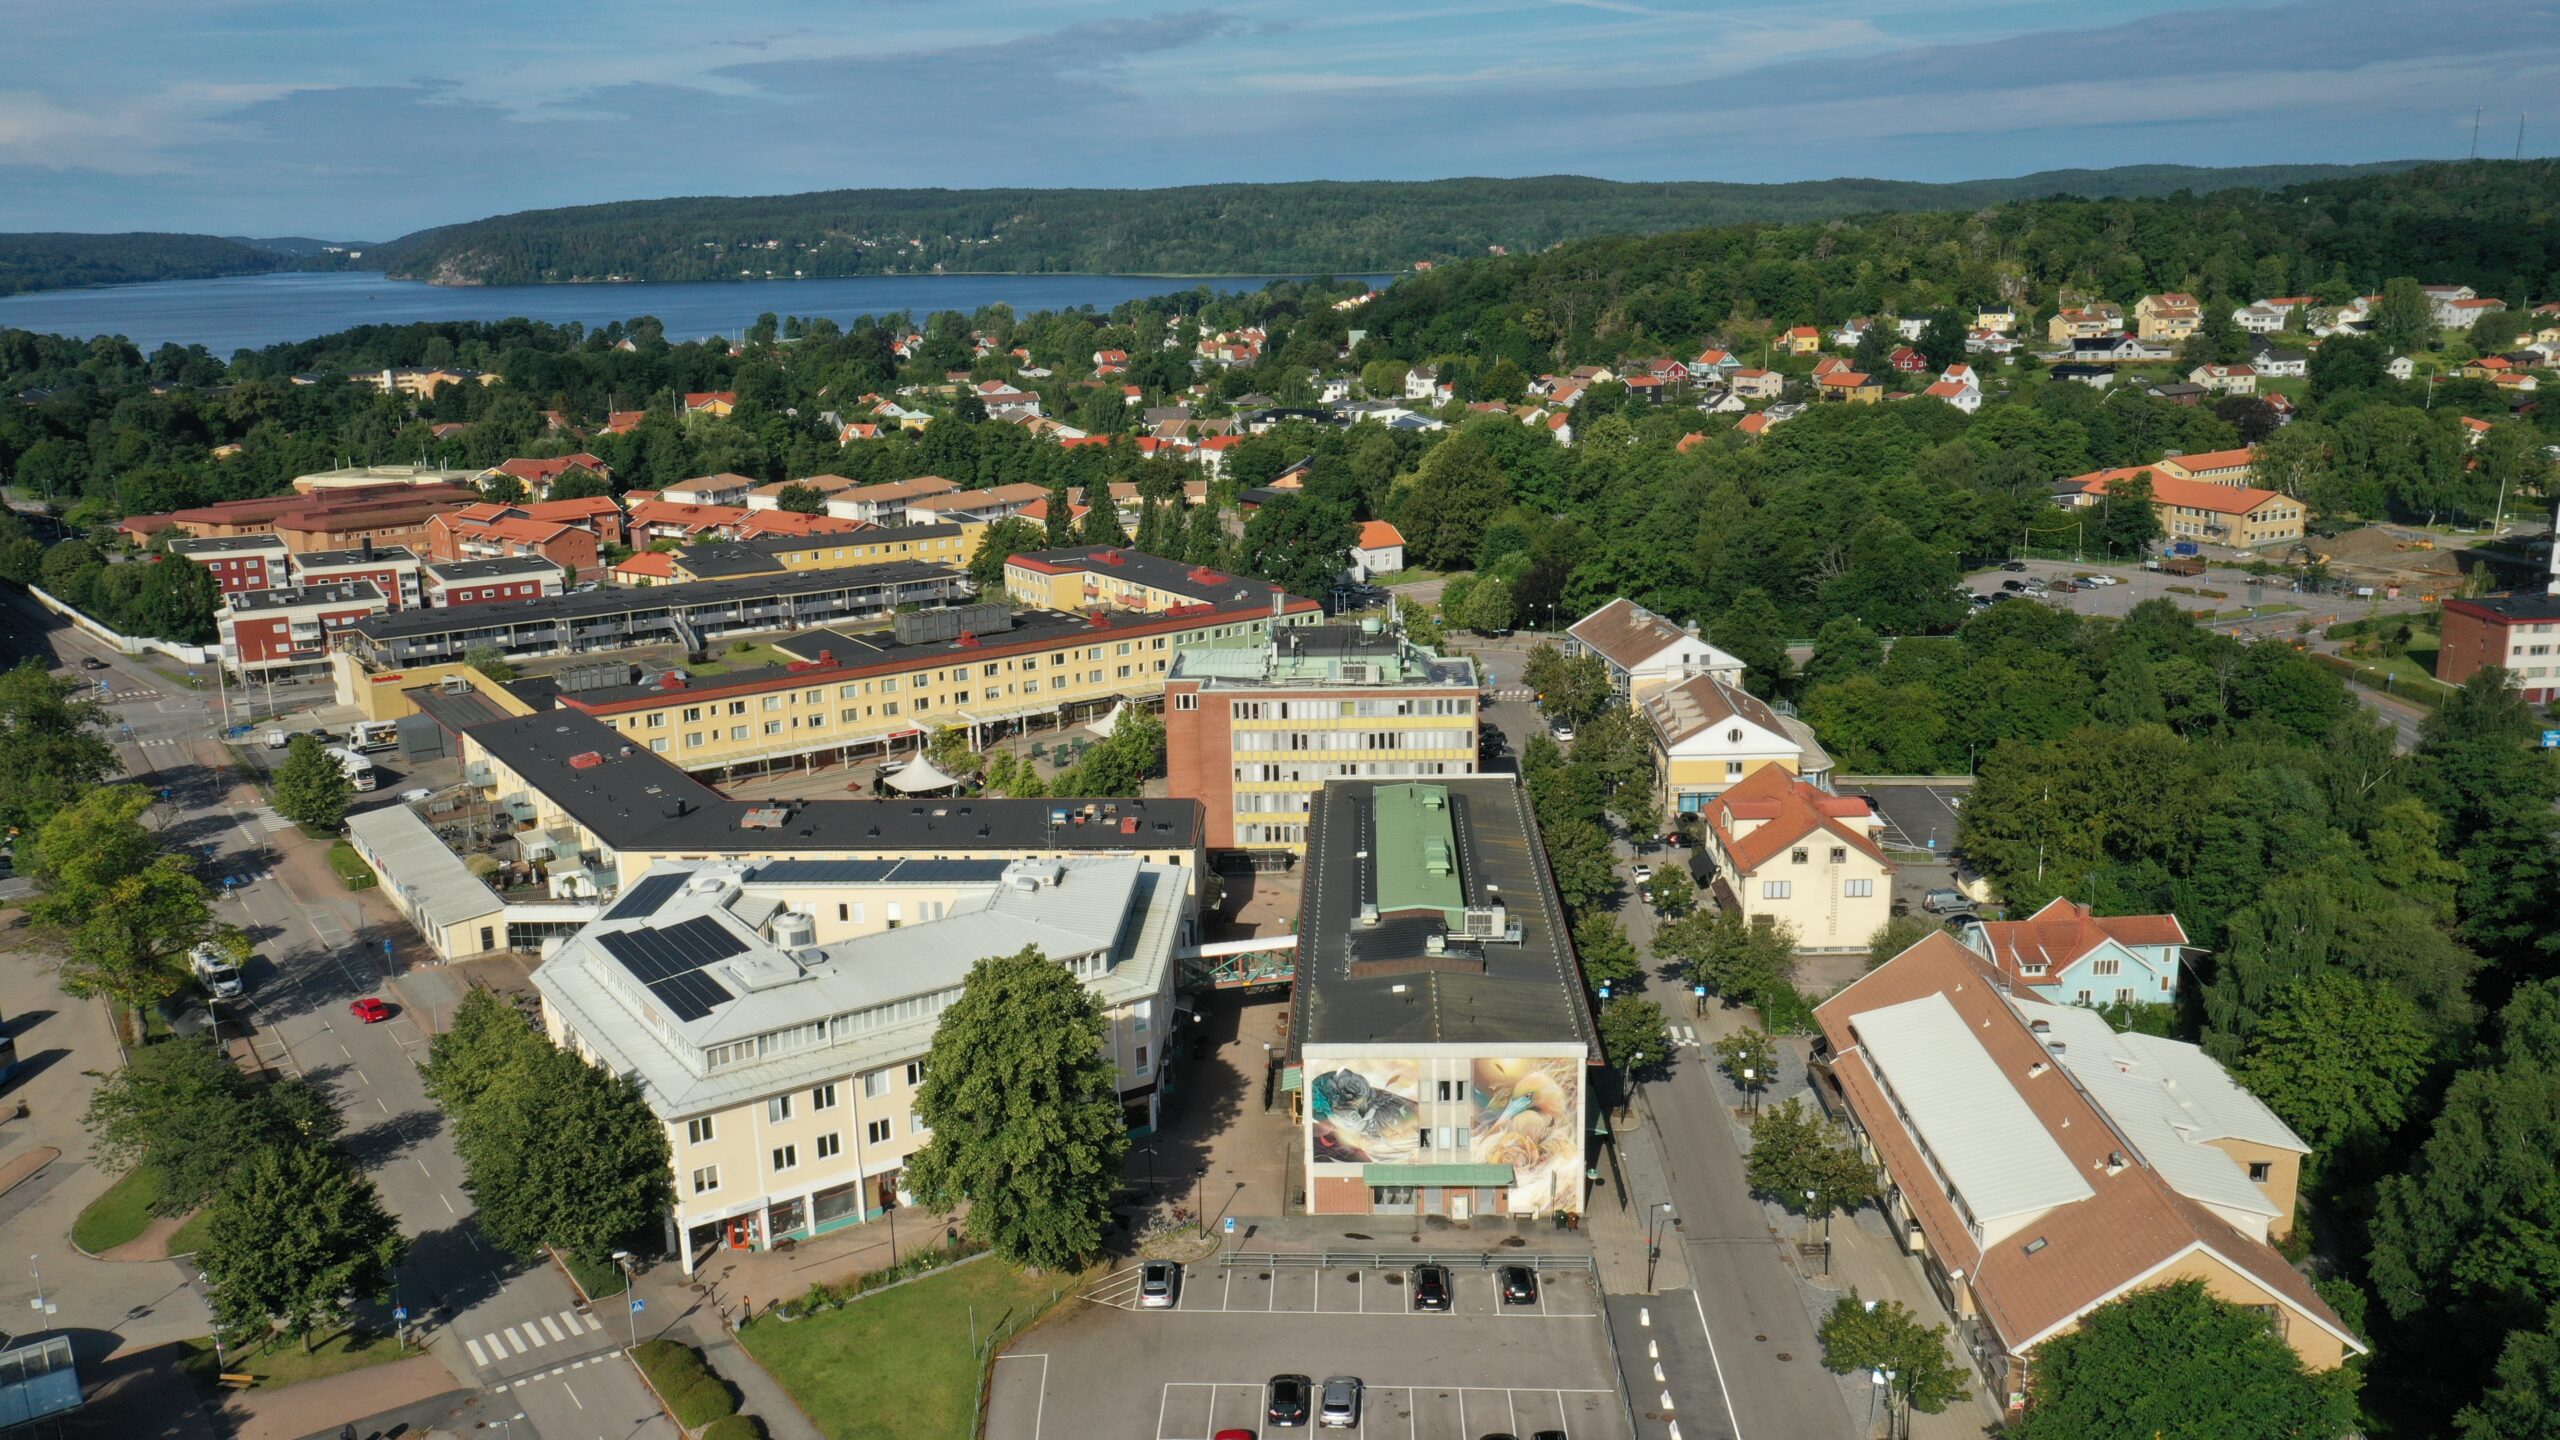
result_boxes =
[24,583,215,666]
[1216,1250,1597,1272]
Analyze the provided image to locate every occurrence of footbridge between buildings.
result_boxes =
[1178,935,1298,989]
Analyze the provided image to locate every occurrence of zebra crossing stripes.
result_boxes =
[465,1308,605,1372]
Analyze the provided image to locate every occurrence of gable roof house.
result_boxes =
[1695,765,1890,947]
[1729,368,1785,401]
[1565,598,1745,704]
[1809,934,2355,1402]
[1922,380,1982,414]
[2133,293,2203,341]
[2046,303,2124,342]
[2188,363,2259,396]
[1639,672,1833,816]
[1961,897,2190,1005]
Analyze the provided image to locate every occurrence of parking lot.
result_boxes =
[1154,1380,1617,1440]
[1844,783,1967,857]
[988,1258,1630,1440]
[1087,1257,1602,1319]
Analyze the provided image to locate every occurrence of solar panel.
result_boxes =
[598,916,748,987]
[647,971,733,1023]
[606,872,685,921]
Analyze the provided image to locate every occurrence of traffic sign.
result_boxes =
[1222,1216,1236,1235]
[2544,730,2560,749]
[392,1305,407,1322]
[630,1298,646,1313]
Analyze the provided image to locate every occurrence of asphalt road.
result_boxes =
[2,591,672,1440]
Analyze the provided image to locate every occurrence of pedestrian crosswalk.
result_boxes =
[1670,1025,1702,1048]
[461,1308,604,1369]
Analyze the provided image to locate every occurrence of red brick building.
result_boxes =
[423,555,565,608]
[2438,588,2560,703]
[218,582,390,677]
[166,535,288,596]
[163,483,480,544]
[290,543,424,610]
[423,500,617,578]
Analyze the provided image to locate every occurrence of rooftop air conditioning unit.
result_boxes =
[1424,933,1446,956]
[769,912,817,952]
[1339,661,1375,684]
[1459,905,1508,938]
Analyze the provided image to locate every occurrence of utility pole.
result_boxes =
[2472,107,2483,159]
[2519,112,2529,161]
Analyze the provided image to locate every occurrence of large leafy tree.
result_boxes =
[2458,1305,2560,1440]
[271,733,354,831]
[198,1142,405,1354]
[1537,816,1618,916]
[1744,1098,1878,1221]
[28,785,208,1009]
[1570,915,1643,995]
[0,659,117,837]
[2370,275,2437,355]
[1596,996,1672,1081]
[1656,909,1798,1008]
[84,1036,340,1212]
[1237,493,1355,603]
[2412,668,2560,966]
[2011,1281,2359,1440]
[967,516,1045,589]
[1816,1291,1971,1426]
[1522,643,1610,725]
[2234,970,2431,1169]
[908,945,1126,1269]
[1393,426,1511,569]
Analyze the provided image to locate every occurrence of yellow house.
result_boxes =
[1974,305,2017,334]
[1697,764,1893,949]
[2047,303,2124,342]
[2134,292,2203,341]
[666,522,983,583]
[1816,370,1882,403]
[1638,673,1830,817]
[1780,325,1823,355]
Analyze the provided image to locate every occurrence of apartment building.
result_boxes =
[824,476,961,525]
[423,555,564,608]
[1639,672,1831,816]
[1003,546,1326,624]
[531,852,1187,1270]
[2438,586,2560,702]
[906,483,1048,527]
[552,600,1284,775]
[292,542,424,610]
[663,523,981,584]
[1164,620,1479,856]
[219,582,390,678]
[1810,934,2355,1397]
[1291,778,1595,1222]
[1565,598,1747,705]
[1696,764,1892,949]
[166,535,289,596]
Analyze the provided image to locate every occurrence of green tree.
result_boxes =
[1816,1291,1972,1426]
[1572,915,1643,995]
[1461,575,1515,634]
[452,1039,673,1265]
[28,785,206,1011]
[1053,706,1163,796]
[1238,494,1355,603]
[548,469,614,502]
[1539,816,1618,915]
[1041,477,1076,547]
[479,473,529,505]
[2091,470,2162,557]
[2371,275,2437,356]
[1522,643,1611,725]
[1597,996,1672,1080]
[463,644,515,681]
[83,1036,337,1212]
[1710,588,1791,696]
[908,946,1127,1269]
[2458,1304,2560,1440]
[1394,427,1511,569]
[198,1142,406,1354]
[1801,618,1883,689]
[1744,1098,1879,1218]
[1865,912,1936,970]
[1656,908,1798,1006]
[1819,518,1964,636]
[1917,311,1969,371]
[1079,478,1127,547]
[1644,867,1694,917]
[128,554,219,643]
[1710,1027,1774,1091]
[272,734,354,831]
[2234,970,2431,1166]
[968,516,1045,589]
[2011,1280,2359,1440]
[773,482,825,514]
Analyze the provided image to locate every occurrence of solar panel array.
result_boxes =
[599,916,746,1022]
[605,871,686,921]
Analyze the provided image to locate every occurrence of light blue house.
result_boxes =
[1959,897,2190,1008]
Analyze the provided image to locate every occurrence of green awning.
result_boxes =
[1361,1163,1515,1187]
[1278,1066,1303,1093]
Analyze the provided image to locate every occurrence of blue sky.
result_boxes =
[4,0,2556,239]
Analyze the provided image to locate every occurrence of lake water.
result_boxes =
[0,269,1390,355]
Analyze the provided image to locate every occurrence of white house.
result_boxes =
[1346,520,1405,583]
[2250,346,2308,379]
[1565,597,1746,704]
[2386,355,2415,381]
[2232,304,2287,334]
[2189,363,2259,396]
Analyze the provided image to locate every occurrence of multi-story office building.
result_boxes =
[220,582,391,678]
[166,535,289,596]
[530,852,1189,1270]
[1164,620,1478,857]
[292,542,424,610]
[1003,545,1326,623]
[422,555,565,608]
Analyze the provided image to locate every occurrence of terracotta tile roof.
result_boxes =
[839,476,959,505]
[1817,370,1873,388]
[1817,935,2361,1362]
[682,391,737,409]
[2157,447,2255,474]
[2132,473,2287,516]
[1971,897,2187,989]
[492,453,608,483]
[613,551,679,579]
[627,500,748,531]
[737,510,866,538]
[1736,414,1771,436]
[516,495,624,525]
[1700,763,1884,873]
[1355,520,1404,550]
[1922,381,1969,399]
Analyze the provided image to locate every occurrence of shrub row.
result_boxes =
[632,1337,737,1428]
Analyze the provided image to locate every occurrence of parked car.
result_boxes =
[2049,579,2079,592]
[1139,1260,1181,1308]
[1550,724,1575,743]
[1318,1377,1363,1429]
[77,656,107,671]
[1921,888,1967,914]
[1499,1265,1540,1305]
[2000,560,2029,572]
[398,786,434,804]
[1411,1264,1452,1311]
[2000,580,2027,592]
[1631,863,1654,884]
[2084,574,2120,586]
[1267,1374,1312,1428]
[349,996,392,1024]
[1939,910,1980,930]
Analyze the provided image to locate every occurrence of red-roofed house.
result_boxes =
[1730,368,1783,401]
[1809,934,2356,1404]
[682,391,737,417]
[2461,415,2495,446]
[2151,448,2257,487]
[611,550,681,586]
[1962,897,2190,1005]
[482,453,610,500]
[1780,325,1822,355]
[736,509,867,539]
[604,410,648,435]
[1885,345,1929,373]
[1347,520,1404,583]
[626,499,751,547]
[1922,380,1981,414]
[1696,764,1892,947]
[1735,413,1773,439]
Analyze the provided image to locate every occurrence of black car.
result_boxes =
[1268,1373,1312,1428]
[2001,560,2029,572]
[2000,579,2027,592]
[1498,1265,1539,1305]
[77,656,107,671]
[1411,1264,1452,1312]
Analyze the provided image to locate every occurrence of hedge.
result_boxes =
[671,1374,739,1429]
[701,1417,768,1440]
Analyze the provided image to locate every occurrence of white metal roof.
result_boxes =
[1851,993,2094,1225]
[346,804,504,929]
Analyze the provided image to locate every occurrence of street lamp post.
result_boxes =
[1193,1167,1208,1233]
[1740,1067,1757,1116]
[1644,1201,1677,1293]
[612,1249,637,1348]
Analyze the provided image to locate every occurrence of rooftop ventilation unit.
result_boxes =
[770,912,817,952]
[1458,904,1508,938]
[740,806,791,830]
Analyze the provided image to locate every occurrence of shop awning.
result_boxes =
[1278,1066,1303,1093]
[1361,1163,1515,1188]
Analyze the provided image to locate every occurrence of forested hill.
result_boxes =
[371,161,2428,286]
[0,232,290,297]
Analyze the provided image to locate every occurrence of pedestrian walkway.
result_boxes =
[460,1306,603,1370]
[213,1352,459,1440]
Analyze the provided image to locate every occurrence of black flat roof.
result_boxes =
[169,535,285,554]
[2448,589,2560,623]
[229,581,384,613]
[299,545,419,568]
[348,560,959,641]
[555,608,1157,708]
[1289,777,1597,1053]
[427,555,560,581]
[464,708,1202,855]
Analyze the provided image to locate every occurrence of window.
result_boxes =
[866,1118,892,1145]
[2248,1161,2273,1183]
[1762,880,1792,900]
[1726,761,1744,778]
[686,1117,715,1145]
[1791,848,1808,864]
[772,1144,798,1172]
[1437,1079,1459,1101]
[862,1071,890,1098]
[2091,958,2121,977]
[691,1165,720,1195]
[908,1112,926,1136]
[1174,693,1198,711]
[767,1095,793,1124]
[1135,1045,1149,1071]
[1829,847,1847,864]
[812,1083,838,1111]
[817,1133,841,1160]
[1843,879,1874,897]
[905,1061,925,1086]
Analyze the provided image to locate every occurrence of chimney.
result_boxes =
[362,536,375,560]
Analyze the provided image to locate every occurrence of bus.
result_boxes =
[326,746,378,792]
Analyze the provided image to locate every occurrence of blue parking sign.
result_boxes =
[2544,730,2560,749]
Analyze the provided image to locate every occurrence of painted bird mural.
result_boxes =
[1309,1067,1421,1163]
[1472,1063,1575,1168]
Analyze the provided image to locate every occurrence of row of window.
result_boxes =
[696,992,962,1071]
[1233,762,1463,795]
[1230,698,1474,720]
[1230,728,1474,753]
[1759,879,1874,899]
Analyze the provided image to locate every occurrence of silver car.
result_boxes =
[1138,1260,1180,1308]
[1318,1376,1362,1429]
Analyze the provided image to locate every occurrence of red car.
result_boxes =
[349,997,392,1024]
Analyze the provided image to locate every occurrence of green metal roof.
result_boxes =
[1361,1162,1516,1187]
[1371,782,1467,923]
[1278,1065,1303,1092]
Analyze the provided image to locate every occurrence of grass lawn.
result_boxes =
[737,1256,1077,1440]
[326,840,377,889]
[72,1165,166,1253]
[685,641,796,676]
[169,1208,214,1256]
[176,1326,410,1392]
[1375,568,1447,588]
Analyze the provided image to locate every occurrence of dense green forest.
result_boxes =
[1,158,2558,1435]
[0,232,310,297]
[369,162,2425,286]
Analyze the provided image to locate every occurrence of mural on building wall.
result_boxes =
[1471,1057,1582,1216]
[1308,1059,1422,1166]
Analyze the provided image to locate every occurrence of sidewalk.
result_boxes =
[210,1352,460,1440]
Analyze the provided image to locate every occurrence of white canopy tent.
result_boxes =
[880,754,964,793]
[1087,700,1129,738]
